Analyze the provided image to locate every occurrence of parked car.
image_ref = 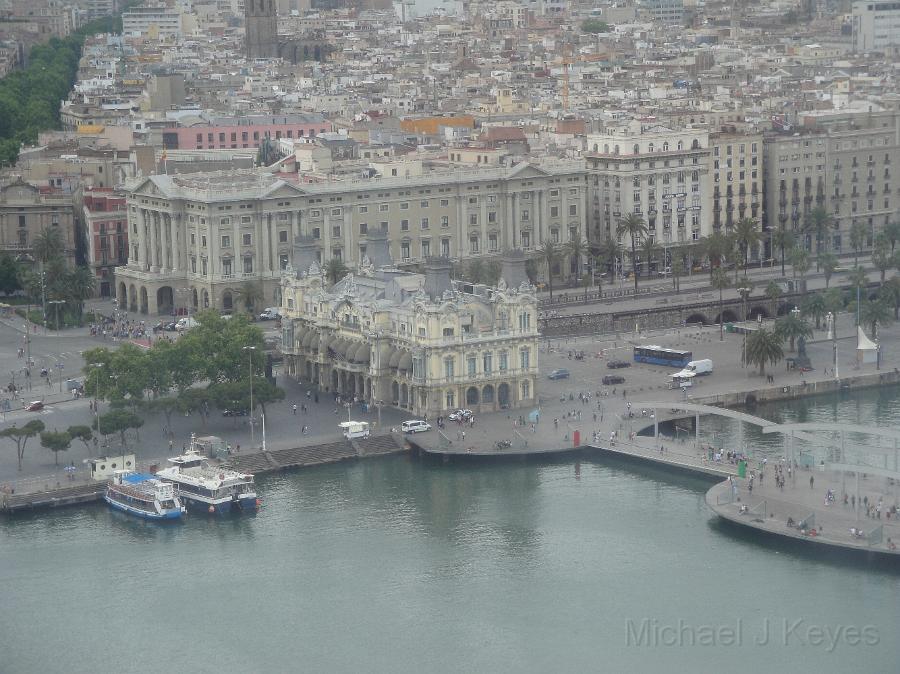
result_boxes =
[606,360,631,369]
[401,419,432,433]
[547,368,570,380]
[448,409,474,422]
[222,408,248,417]
[258,307,281,321]
[602,375,625,385]
[25,400,44,412]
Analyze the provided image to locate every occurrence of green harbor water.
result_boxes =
[3,387,900,674]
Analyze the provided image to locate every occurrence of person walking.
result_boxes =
[292,404,297,415]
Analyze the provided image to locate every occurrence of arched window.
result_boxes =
[614,145,620,155]
[633,144,640,155]
[677,141,684,150]
[648,142,654,152]
[663,142,669,152]
[604,144,609,153]
[593,144,598,152]
[692,139,700,149]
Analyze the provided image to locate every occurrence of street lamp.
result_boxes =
[243,346,256,448]
[737,287,752,369]
[826,312,838,380]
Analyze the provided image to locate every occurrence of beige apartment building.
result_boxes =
[763,110,900,257]
[114,161,587,315]
[280,238,540,416]
[708,131,764,252]
[586,122,713,270]
[0,178,77,265]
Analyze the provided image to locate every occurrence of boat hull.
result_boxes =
[180,494,259,515]
[104,493,182,521]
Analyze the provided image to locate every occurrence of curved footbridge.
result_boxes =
[414,402,900,559]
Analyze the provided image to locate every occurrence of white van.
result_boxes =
[176,316,199,331]
[401,419,432,434]
[675,359,713,378]
[339,421,370,439]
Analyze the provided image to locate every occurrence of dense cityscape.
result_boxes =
[1,0,899,671]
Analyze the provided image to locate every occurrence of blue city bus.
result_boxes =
[633,346,693,367]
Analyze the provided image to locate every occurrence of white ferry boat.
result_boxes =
[105,472,185,521]
[155,439,260,515]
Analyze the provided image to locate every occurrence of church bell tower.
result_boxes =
[245,0,279,59]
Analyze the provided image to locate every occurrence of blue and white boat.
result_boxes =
[105,472,184,521]
[155,440,260,515]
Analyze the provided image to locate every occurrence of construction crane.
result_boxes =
[553,45,606,112]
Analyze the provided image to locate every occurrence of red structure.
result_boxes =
[82,188,128,298]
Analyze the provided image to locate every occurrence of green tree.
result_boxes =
[735,217,760,269]
[464,258,485,284]
[66,425,94,453]
[771,227,795,277]
[801,292,826,330]
[638,236,659,278]
[775,312,812,352]
[144,396,181,430]
[324,258,349,286]
[746,327,784,377]
[0,419,45,470]
[538,239,561,298]
[32,227,65,265]
[177,388,213,428]
[97,409,144,447]
[819,251,838,288]
[581,19,610,33]
[483,260,502,286]
[847,265,869,294]
[848,220,868,267]
[616,213,648,292]
[671,257,684,294]
[872,238,893,284]
[823,287,845,318]
[40,429,71,465]
[879,277,900,319]
[791,248,810,288]
[765,280,782,317]
[0,253,21,295]
[884,220,900,255]
[565,230,589,280]
[711,267,729,341]
[803,206,833,270]
[856,298,892,338]
[65,265,95,320]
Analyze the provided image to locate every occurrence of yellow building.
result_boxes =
[281,232,539,417]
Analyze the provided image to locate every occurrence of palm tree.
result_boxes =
[671,257,684,294]
[735,217,760,270]
[801,292,826,330]
[592,235,621,290]
[538,240,561,298]
[616,213,647,292]
[872,238,892,284]
[324,258,349,286]
[884,220,900,255]
[879,277,900,319]
[803,206,833,271]
[819,251,838,288]
[847,265,869,295]
[235,280,265,313]
[66,265,95,320]
[765,280,782,317]
[638,236,659,278]
[849,220,868,267]
[746,328,784,377]
[711,267,729,341]
[32,227,65,265]
[791,248,810,289]
[858,298,892,339]
[771,227,795,277]
[465,258,486,284]
[775,312,812,352]
[565,230,589,281]
[701,232,732,280]
[823,287,845,317]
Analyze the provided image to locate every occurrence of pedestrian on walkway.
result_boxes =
[810,475,814,489]
[292,404,297,415]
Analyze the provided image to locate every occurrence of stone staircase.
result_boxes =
[267,440,357,469]
[223,451,280,474]
[352,433,407,457]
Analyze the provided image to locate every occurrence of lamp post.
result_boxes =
[243,345,256,448]
[737,286,752,369]
[90,364,102,437]
[826,312,838,380]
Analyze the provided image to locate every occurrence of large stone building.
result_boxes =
[762,109,900,257]
[852,0,900,53]
[586,122,712,271]
[708,130,764,249]
[280,234,539,417]
[0,178,76,265]
[244,0,329,62]
[113,161,587,315]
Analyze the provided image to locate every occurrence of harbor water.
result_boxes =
[3,387,900,673]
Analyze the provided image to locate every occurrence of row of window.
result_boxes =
[443,348,532,378]
[194,128,327,144]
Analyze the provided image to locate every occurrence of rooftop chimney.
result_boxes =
[422,257,453,300]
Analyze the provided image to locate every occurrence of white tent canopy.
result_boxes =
[857,326,878,364]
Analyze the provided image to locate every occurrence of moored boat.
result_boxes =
[105,472,184,521]
[155,438,260,515]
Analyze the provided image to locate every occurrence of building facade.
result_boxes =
[586,123,712,270]
[82,188,128,298]
[280,240,539,417]
[162,114,332,151]
[762,110,900,257]
[113,161,588,315]
[852,0,900,53]
[0,178,76,265]
[708,131,764,251]
[121,6,184,39]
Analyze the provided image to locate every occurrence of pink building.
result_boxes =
[162,114,332,151]
[82,188,128,298]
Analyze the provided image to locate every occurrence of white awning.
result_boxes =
[857,326,877,351]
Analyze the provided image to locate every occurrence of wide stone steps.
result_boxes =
[353,433,407,457]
